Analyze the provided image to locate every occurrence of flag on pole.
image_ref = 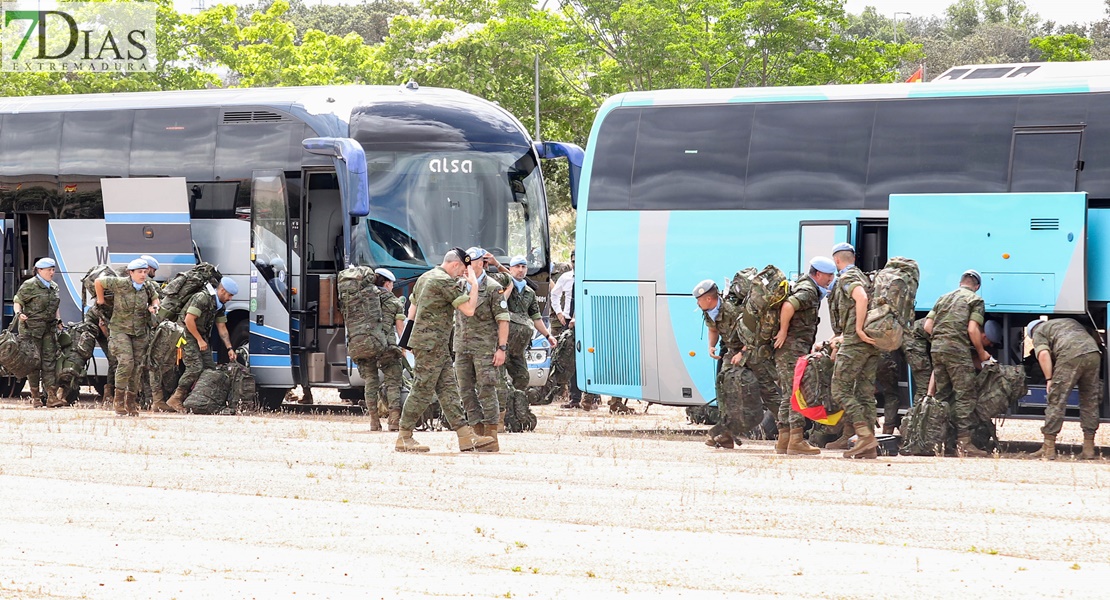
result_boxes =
[906,66,924,83]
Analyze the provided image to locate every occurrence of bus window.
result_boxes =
[586,108,638,211]
[189,181,241,219]
[0,113,62,176]
[60,111,133,177]
[131,108,218,179]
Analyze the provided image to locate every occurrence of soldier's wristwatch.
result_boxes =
[497,344,508,351]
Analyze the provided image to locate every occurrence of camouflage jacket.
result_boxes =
[704,298,744,354]
[927,286,984,356]
[409,266,469,352]
[99,276,159,336]
[830,265,870,343]
[14,276,60,334]
[453,275,510,357]
[783,275,822,354]
[178,290,227,341]
[902,317,931,356]
[493,272,542,322]
[378,288,405,346]
[1033,318,1100,364]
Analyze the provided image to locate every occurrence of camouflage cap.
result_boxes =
[692,279,717,298]
[962,269,982,285]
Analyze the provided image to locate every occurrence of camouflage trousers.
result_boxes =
[400,346,466,431]
[457,352,502,425]
[833,340,880,425]
[931,350,978,434]
[23,326,58,392]
[773,345,807,429]
[1043,352,1102,436]
[902,340,932,403]
[876,351,902,430]
[108,330,149,394]
[748,351,781,417]
[712,352,766,439]
[355,350,404,414]
[503,348,529,392]
[176,337,215,392]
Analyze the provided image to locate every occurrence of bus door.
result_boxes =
[101,178,197,281]
[301,138,372,391]
[578,281,659,402]
[249,170,296,389]
[799,221,850,346]
[889,192,1089,409]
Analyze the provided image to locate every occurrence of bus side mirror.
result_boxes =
[535,141,584,209]
[303,137,370,217]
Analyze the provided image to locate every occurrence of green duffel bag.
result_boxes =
[183,368,231,415]
[0,320,40,379]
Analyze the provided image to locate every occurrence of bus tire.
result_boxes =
[259,387,290,411]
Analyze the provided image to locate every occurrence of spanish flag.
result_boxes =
[791,355,843,425]
[906,66,924,83]
[64,184,78,193]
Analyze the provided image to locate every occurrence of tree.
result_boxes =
[1030,34,1093,61]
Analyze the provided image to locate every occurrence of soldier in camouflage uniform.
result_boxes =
[875,351,903,435]
[13,258,65,408]
[828,242,883,459]
[360,268,406,431]
[772,256,836,455]
[902,317,932,405]
[923,269,992,457]
[694,279,764,449]
[1028,318,1102,460]
[455,248,510,449]
[396,249,496,453]
[94,259,160,416]
[492,255,556,431]
[164,278,238,413]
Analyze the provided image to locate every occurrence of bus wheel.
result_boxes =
[0,376,24,399]
[230,319,250,365]
[259,387,290,412]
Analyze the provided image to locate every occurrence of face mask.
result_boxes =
[513,279,526,293]
[706,298,721,321]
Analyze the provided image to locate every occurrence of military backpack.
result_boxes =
[55,320,100,384]
[147,320,186,370]
[0,320,39,378]
[727,267,759,305]
[157,263,224,323]
[975,362,1027,422]
[790,345,842,425]
[739,264,790,344]
[337,266,388,360]
[183,368,232,415]
[225,361,257,413]
[899,395,949,456]
[80,264,124,308]
[863,257,920,352]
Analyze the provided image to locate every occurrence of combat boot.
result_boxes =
[483,426,500,452]
[112,389,127,416]
[1079,432,1098,460]
[46,387,68,409]
[774,425,790,454]
[472,423,486,436]
[456,425,497,452]
[826,422,855,450]
[956,434,990,458]
[29,388,44,408]
[102,384,114,407]
[787,427,821,456]
[367,408,382,431]
[388,409,401,432]
[395,429,430,453]
[581,396,598,411]
[609,398,634,414]
[150,389,174,413]
[560,399,581,409]
[707,433,735,449]
[166,388,187,414]
[843,422,878,459]
[124,392,140,416]
[1029,434,1056,460]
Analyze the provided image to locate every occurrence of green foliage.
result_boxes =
[1031,34,1094,61]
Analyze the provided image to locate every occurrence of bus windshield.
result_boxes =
[350,148,548,272]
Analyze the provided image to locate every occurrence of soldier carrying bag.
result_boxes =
[157,263,223,323]
[863,257,920,352]
[337,266,388,360]
[738,265,790,344]
[0,319,40,379]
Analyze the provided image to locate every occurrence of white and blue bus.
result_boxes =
[573,61,1110,419]
[0,84,581,406]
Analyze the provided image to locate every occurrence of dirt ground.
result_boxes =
[2,393,1110,600]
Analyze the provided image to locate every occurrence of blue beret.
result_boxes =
[220,276,239,296]
[692,279,717,298]
[140,255,159,270]
[809,256,836,274]
[374,268,396,282]
[1026,320,1043,339]
[984,320,1002,345]
[509,256,527,267]
[962,269,982,285]
[831,242,855,254]
[35,257,56,269]
[127,258,148,271]
[466,247,486,261]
